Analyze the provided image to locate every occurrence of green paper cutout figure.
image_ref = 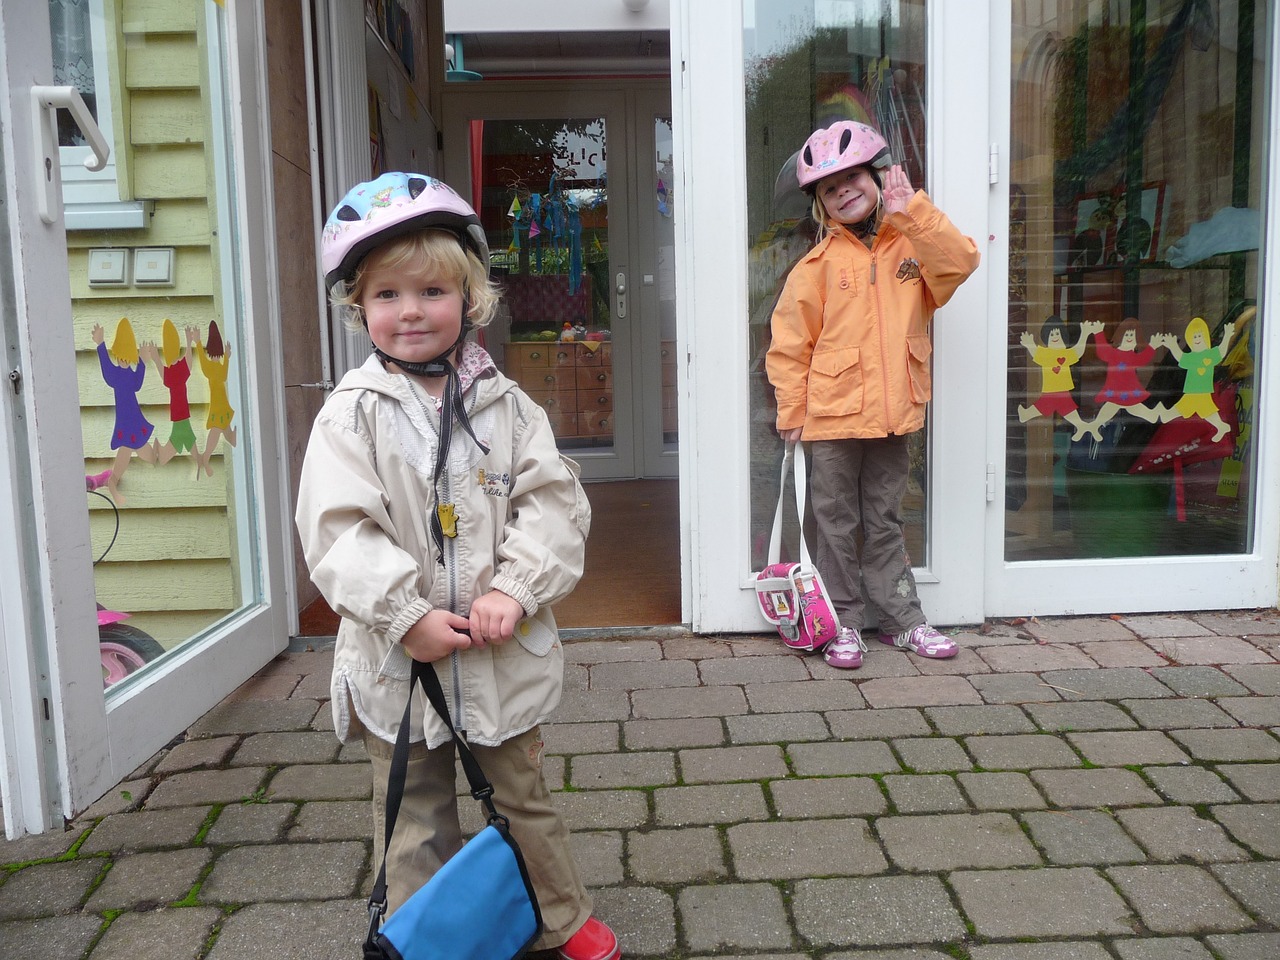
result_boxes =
[1156,316,1237,442]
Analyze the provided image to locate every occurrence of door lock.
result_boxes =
[615,271,627,319]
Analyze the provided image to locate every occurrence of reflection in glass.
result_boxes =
[744,1,928,570]
[1006,0,1266,560]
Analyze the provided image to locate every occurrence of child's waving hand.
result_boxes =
[882,164,914,215]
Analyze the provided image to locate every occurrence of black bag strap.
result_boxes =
[365,657,506,956]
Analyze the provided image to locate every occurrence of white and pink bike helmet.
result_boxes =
[795,120,891,192]
[321,171,489,288]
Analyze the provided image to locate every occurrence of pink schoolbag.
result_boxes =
[755,442,842,651]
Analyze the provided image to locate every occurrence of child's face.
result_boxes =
[817,167,879,225]
[360,259,464,366]
[1046,329,1065,348]
[1120,328,1138,349]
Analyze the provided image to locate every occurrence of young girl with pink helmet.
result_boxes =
[296,172,619,960]
[766,121,981,668]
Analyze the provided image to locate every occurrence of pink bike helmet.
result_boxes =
[795,121,891,191]
[321,172,489,287]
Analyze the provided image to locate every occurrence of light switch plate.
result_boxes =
[133,247,175,286]
[87,248,128,287]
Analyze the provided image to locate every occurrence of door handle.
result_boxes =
[615,271,627,320]
[31,85,110,225]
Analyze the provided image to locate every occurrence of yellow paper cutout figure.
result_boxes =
[1017,315,1104,441]
[194,320,237,478]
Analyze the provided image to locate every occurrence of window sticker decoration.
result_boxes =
[194,320,237,479]
[1016,315,1104,442]
[141,319,198,465]
[1088,317,1163,431]
[92,318,158,503]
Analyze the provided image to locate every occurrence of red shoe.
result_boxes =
[557,917,621,960]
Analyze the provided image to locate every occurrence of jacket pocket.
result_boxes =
[906,335,933,403]
[808,346,863,417]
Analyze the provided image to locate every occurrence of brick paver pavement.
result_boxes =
[3,610,1280,959]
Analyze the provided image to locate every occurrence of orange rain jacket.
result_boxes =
[766,191,980,440]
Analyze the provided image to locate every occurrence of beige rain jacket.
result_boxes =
[295,354,590,748]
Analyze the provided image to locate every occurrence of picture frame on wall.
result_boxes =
[1068,182,1167,268]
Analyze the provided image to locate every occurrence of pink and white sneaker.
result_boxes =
[823,627,866,669]
[880,623,958,659]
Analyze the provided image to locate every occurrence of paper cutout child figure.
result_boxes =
[1017,315,1104,441]
[92,318,157,503]
[1087,316,1165,431]
[140,319,198,465]
[1156,316,1237,442]
[194,320,236,478]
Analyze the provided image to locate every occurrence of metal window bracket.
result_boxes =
[31,85,110,225]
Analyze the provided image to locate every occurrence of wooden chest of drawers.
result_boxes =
[504,340,613,440]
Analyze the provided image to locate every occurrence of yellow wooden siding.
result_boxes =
[68,246,214,300]
[121,0,198,35]
[131,146,209,200]
[82,454,229,506]
[77,350,212,410]
[125,36,201,89]
[95,559,236,612]
[129,91,207,146]
[118,611,243,650]
[67,200,212,249]
[89,507,231,562]
[71,298,218,342]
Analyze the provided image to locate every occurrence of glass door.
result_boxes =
[0,0,288,836]
[990,0,1278,614]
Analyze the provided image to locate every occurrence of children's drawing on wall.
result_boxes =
[92,318,158,503]
[1089,316,1164,430]
[1157,315,1238,442]
[140,319,198,466]
[194,320,236,478]
[1017,315,1105,441]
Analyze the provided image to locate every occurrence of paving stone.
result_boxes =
[699,655,810,685]
[154,737,239,774]
[591,658,700,689]
[878,812,1038,870]
[1217,762,1280,801]
[826,951,952,960]
[678,882,792,951]
[0,824,84,864]
[1143,765,1242,804]
[883,774,968,813]
[1107,864,1253,934]
[1024,700,1137,731]
[572,752,676,789]
[544,755,565,790]
[660,635,734,659]
[556,790,650,830]
[971,672,1062,704]
[1194,610,1280,637]
[1041,667,1175,700]
[924,705,1036,735]
[726,711,831,744]
[204,899,368,960]
[1121,616,1216,639]
[0,915,101,957]
[310,708,335,732]
[188,700,321,737]
[568,830,624,886]
[857,676,982,708]
[200,842,366,902]
[1021,809,1145,865]
[629,826,726,883]
[1066,730,1191,766]
[288,800,370,841]
[970,944,1112,960]
[227,674,301,701]
[743,679,865,713]
[231,732,341,766]
[631,685,747,719]
[1080,640,1168,667]
[145,768,270,809]
[562,638,663,663]
[1120,697,1239,729]
[622,717,724,750]
[954,622,1040,646]
[911,647,992,676]
[590,886,676,956]
[205,801,295,845]
[0,858,104,918]
[652,783,767,826]
[1030,768,1161,807]
[812,648,917,680]
[1024,617,1138,644]
[825,708,929,739]
[951,867,1135,938]
[1222,663,1280,695]
[791,875,965,946]
[554,688,632,722]
[80,806,212,854]
[1203,932,1280,960]
[979,644,1099,673]
[542,721,621,755]
[1211,803,1280,857]
[892,737,972,772]
[957,772,1047,810]
[91,906,221,960]
[788,740,900,776]
[679,745,788,783]
[1149,666,1250,697]
[770,777,887,818]
[1111,936,1215,959]
[268,763,371,801]
[1216,695,1280,727]
[1115,806,1250,863]
[1211,861,1280,926]
[1147,635,1273,665]
[1169,728,1280,762]
[729,818,886,878]
[85,848,212,911]
[964,734,1082,770]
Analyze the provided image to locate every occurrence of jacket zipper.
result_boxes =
[870,246,896,433]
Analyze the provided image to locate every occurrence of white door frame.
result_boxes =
[0,0,289,838]
[677,0,991,633]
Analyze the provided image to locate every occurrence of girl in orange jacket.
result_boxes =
[766,121,980,669]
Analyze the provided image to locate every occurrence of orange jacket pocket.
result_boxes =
[808,347,863,416]
[906,335,933,403]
